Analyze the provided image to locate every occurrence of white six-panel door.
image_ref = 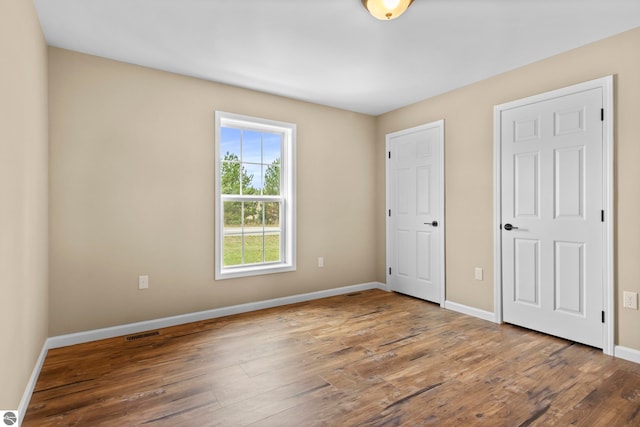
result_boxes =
[500,88,604,348]
[386,121,444,304]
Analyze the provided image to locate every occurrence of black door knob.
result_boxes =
[425,221,438,227]
[504,223,519,231]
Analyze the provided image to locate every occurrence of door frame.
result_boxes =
[386,120,446,306]
[493,76,614,355]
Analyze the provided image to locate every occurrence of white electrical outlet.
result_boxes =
[623,291,638,309]
[139,275,149,290]
[474,267,483,281]
[318,257,324,268]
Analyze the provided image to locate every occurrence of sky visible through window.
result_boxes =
[220,127,281,194]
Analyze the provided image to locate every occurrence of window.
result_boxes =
[215,111,296,279]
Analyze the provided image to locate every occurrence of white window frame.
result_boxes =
[214,111,296,280]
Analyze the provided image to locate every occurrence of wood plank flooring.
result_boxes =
[24,290,640,426]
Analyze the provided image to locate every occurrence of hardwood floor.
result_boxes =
[24,290,640,426]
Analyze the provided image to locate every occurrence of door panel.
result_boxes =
[416,166,431,214]
[555,107,585,135]
[397,168,410,214]
[417,231,432,281]
[514,238,539,306]
[514,152,539,218]
[554,147,584,218]
[554,241,584,315]
[387,121,444,304]
[396,230,410,277]
[501,88,603,348]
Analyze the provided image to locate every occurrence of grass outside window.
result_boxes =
[223,233,281,266]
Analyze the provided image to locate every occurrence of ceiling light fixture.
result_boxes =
[361,0,414,20]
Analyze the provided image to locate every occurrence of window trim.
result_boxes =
[214,111,296,280]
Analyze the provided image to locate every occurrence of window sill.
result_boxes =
[215,263,296,280]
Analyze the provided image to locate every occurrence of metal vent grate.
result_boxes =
[125,331,160,342]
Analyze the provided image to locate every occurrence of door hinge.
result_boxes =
[388,209,391,217]
[389,267,392,275]
[602,311,605,323]
[601,108,604,121]
[388,151,391,159]
[601,210,605,222]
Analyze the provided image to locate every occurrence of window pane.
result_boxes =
[220,127,241,161]
[243,225,264,265]
[264,202,280,228]
[223,235,242,267]
[223,201,243,267]
[265,233,280,263]
[264,202,281,263]
[243,201,263,264]
[221,161,241,195]
[263,158,280,196]
[243,163,262,195]
[263,133,282,165]
[243,201,261,227]
[256,164,266,196]
[223,201,242,228]
[242,130,262,163]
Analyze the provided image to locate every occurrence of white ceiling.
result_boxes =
[34,0,640,116]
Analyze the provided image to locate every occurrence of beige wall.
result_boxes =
[0,0,49,410]
[377,26,640,350]
[48,26,640,352]
[48,48,378,335]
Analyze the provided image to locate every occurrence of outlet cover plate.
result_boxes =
[139,275,149,290]
[623,291,638,309]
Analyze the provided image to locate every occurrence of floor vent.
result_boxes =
[346,292,363,297]
[125,331,160,342]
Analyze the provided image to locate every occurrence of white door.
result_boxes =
[387,121,444,304]
[500,87,604,348]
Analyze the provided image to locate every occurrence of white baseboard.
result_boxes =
[18,340,48,426]
[377,282,390,292]
[614,345,640,364]
[48,282,387,349]
[444,300,498,323]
